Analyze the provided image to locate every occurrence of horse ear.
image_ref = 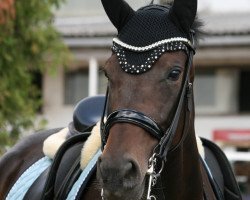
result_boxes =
[101,0,135,31]
[169,0,197,33]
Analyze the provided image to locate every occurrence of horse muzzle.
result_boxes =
[97,153,144,200]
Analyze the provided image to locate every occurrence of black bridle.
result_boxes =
[100,31,196,162]
[100,31,196,200]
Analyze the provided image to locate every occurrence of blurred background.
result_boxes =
[0,0,249,198]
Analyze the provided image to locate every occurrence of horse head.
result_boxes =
[97,0,198,199]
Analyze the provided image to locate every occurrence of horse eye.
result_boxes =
[168,69,181,81]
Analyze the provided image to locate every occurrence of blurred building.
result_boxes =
[42,0,250,140]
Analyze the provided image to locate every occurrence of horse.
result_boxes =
[0,0,242,199]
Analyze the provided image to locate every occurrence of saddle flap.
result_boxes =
[201,138,242,200]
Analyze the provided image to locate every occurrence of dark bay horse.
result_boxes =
[0,0,242,199]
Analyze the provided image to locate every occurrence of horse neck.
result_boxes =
[159,96,204,199]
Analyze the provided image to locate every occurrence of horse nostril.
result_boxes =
[97,155,140,188]
[124,161,132,171]
[123,160,139,179]
[122,161,133,177]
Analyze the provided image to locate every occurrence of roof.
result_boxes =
[54,12,250,48]
[200,12,250,35]
[54,16,116,37]
[54,12,250,37]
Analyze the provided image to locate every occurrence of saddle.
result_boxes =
[201,138,242,200]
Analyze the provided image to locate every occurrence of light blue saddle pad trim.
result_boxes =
[6,156,52,200]
[66,149,102,200]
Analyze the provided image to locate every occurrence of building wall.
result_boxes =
[42,45,250,140]
[43,48,110,128]
[42,0,250,140]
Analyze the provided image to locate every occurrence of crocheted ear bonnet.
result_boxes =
[102,0,197,74]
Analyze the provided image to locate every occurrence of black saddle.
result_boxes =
[73,95,106,132]
[202,138,242,200]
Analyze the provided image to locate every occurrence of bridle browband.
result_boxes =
[100,30,196,199]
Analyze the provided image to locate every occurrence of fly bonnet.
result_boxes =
[102,0,197,74]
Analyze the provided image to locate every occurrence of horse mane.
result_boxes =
[192,18,204,43]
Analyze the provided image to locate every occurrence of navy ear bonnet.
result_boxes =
[111,4,193,74]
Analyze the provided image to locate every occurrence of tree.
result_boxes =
[0,0,69,154]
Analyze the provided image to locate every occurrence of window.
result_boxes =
[239,70,250,113]
[194,70,216,107]
[194,69,238,115]
[64,63,108,105]
[64,69,89,105]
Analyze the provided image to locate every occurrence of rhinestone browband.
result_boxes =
[112,38,191,74]
[113,37,192,52]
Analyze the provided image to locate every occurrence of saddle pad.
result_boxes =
[6,156,52,200]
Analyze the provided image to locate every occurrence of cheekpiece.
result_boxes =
[112,38,190,74]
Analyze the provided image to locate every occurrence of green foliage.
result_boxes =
[0,0,70,154]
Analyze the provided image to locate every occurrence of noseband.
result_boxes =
[102,109,164,141]
[100,31,196,199]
